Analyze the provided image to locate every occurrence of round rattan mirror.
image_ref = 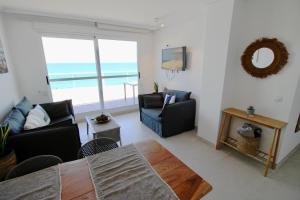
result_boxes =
[241,38,288,78]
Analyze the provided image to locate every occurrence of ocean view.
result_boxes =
[48,63,138,89]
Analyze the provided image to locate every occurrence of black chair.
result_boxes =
[5,155,63,180]
[77,138,119,159]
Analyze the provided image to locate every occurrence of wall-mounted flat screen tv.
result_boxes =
[162,46,187,71]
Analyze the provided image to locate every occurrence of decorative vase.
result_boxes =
[0,150,17,180]
[247,106,255,116]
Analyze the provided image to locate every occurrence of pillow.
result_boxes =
[163,88,191,102]
[163,94,176,108]
[143,94,163,108]
[24,105,51,130]
[159,94,176,117]
[15,97,33,116]
[3,108,25,134]
[42,100,70,119]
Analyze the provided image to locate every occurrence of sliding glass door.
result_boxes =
[98,39,138,109]
[42,37,101,113]
[42,36,138,113]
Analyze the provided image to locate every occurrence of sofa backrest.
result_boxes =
[163,88,191,102]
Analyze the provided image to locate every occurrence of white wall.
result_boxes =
[0,13,20,121]
[281,74,300,161]
[154,0,300,164]
[2,13,154,105]
[197,0,235,142]
[153,3,206,123]
[222,0,300,163]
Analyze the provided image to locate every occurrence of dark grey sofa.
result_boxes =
[138,90,196,137]
[1,98,81,162]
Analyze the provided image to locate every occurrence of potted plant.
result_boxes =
[0,125,16,180]
[154,81,159,93]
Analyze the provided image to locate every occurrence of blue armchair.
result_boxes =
[138,90,196,137]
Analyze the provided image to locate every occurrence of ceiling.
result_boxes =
[0,0,207,28]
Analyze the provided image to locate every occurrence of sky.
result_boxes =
[42,37,137,63]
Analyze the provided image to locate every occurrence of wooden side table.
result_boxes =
[216,108,287,176]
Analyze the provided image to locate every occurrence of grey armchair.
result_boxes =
[138,90,196,137]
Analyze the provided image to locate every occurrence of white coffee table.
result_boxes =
[85,113,121,145]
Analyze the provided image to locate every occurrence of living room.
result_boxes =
[0,0,299,199]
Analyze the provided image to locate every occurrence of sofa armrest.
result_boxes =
[7,124,81,162]
[138,94,146,110]
[162,99,195,117]
[161,99,196,135]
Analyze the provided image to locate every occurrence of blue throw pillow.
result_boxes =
[3,108,25,134]
[15,97,33,116]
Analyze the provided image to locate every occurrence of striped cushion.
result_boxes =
[162,94,176,109]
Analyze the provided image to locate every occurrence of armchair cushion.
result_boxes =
[141,108,162,122]
[15,97,33,116]
[143,94,163,108]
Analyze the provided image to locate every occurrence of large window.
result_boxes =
[42,37,138,113]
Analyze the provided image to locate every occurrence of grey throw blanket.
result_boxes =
[87,144,179,200]
[0,166,60,200]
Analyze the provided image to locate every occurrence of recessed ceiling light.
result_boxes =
[160,23,165,28]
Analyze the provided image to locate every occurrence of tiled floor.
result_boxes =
[78,111,300,200]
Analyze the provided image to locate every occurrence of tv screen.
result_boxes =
[162,46,186,71]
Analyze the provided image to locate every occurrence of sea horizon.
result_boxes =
[47,62,138,89]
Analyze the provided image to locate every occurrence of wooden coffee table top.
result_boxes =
[60,140,212,200]
[85,114,120,133]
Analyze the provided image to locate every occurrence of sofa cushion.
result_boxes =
[15,97,33,116]
[3,108,25,134]
[141,108,162,122]
[143,94,163,108]
[163,88,191,102]
[49,115,74,127]
[21,115,74,133]
[24,105,51,130]
[42,100,71,120]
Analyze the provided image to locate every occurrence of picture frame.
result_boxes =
[0,38,8,74]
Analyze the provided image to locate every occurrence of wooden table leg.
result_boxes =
[272,129,281,169]
[216,113,231,149]
[264,128,279,176]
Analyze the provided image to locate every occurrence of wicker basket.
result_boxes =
[237,135,260,155]
[0,150,17,180]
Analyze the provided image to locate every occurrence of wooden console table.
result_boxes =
[216,108,287,176]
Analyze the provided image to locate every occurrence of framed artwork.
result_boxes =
[0,39,8,74]
[295,114,300,133]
